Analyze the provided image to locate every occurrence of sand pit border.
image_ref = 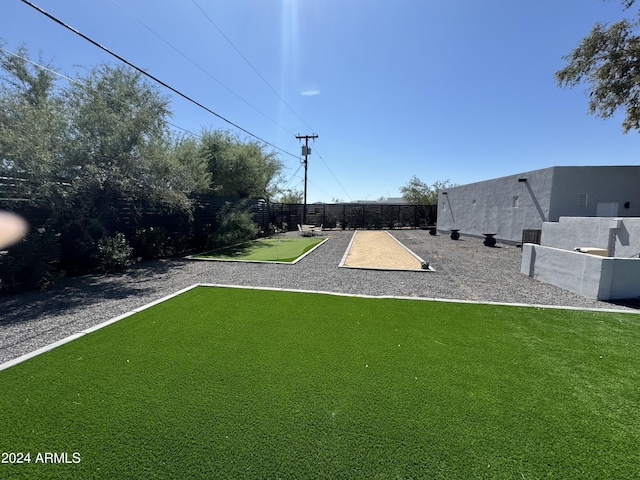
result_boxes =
[339,230,435,272]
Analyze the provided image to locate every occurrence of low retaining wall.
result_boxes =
[521,244,640,300]
[541,217,640,258]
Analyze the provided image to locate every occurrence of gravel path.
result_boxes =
[1,230,637,364]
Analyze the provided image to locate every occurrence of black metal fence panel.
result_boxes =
[265,203,437,231]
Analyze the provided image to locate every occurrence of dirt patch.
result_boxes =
[342,231,423,270]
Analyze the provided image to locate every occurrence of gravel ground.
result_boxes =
[1,229,638,364]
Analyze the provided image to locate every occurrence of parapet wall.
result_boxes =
[521,244,640,300]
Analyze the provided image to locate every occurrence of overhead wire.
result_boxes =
[18,0,353,202]
[190,0,316,134]
[118,0,351,200]
[311,148,353,201]
[19,0,299,160]
[0,46,202,140]
[108,0,297,138]
[280,162,304,191]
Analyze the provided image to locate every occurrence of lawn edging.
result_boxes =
[0,284,201,373]
[185,237,329,264]
[2,283,637,373]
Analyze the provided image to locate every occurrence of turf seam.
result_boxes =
[196,283,640,313]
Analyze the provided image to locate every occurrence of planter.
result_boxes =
[450,229,460,240]
[483,233,497,247]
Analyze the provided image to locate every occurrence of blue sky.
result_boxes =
[2,0,639,203]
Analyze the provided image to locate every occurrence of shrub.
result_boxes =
[95,232,138,272]
[0,227,62,292]
[215,203,259,246]
[133,226,175,260]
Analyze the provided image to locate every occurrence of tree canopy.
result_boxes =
[200,129,283,200]
[556,0,640,132]
[276,189,304,203]
[400,176,456,205]
[0,44,286,285]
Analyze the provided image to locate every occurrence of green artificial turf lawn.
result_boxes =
[1,287,639,479]
[194,237,324,262]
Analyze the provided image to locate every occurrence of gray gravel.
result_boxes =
[1,229,638,364]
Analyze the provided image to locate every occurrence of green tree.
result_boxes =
[56,64,210,263]
[0,44,66,205]
[400,175,456,205]
[200,129,283,199]
[169,135,212,195]
[64,64,187,208]
[556,0,640,132]
[0,46,212,283]
[276,189,304,203]
[214,201,259,246]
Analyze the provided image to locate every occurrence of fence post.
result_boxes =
[343,204,346,229]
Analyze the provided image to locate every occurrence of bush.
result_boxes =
[215,204,259,246]
[133,226,175,260]
[0,227,62,292]
[95,232,138,272]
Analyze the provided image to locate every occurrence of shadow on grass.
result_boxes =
[195,238,317,262]
[0,259,181,327]
[198,240,268,259]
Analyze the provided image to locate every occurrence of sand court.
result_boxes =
[341,230,428,271]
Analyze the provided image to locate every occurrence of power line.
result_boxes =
[19,0,299,160]
[296,134,317,223]
[190,0,316,133]
[0,46,202,140]
[109,0,297,137]
[281,163,304,191]
[314,149,353,201]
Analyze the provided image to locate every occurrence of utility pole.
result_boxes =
[296,134,318,224]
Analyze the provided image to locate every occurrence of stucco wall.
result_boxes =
[549,166,640,220]
[521,243,640,300]
[437,168,553,243]
[541,217,640,258]
[437,165,640,244]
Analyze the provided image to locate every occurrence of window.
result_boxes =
[512,196,519,208]
[578,193,588,207]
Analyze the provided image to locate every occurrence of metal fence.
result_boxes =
[1,185,438,237]
[265,203,437,231]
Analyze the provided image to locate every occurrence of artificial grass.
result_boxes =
[0,287,638,479]
[194,237,325,262]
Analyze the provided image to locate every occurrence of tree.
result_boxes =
[200,129,283,200]
[276,189,304,203]
[0,44,67,204]
[556,0,640,132]
[0,46,212,281]
[400,176,456,205]
[56,64,210,265]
